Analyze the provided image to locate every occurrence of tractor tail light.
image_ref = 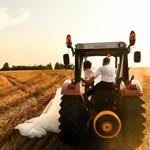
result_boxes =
[128,84,137,90]
[67,83,76,89]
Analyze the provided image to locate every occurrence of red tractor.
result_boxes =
[59,31,143,144]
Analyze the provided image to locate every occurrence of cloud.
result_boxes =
[0,8,30,29]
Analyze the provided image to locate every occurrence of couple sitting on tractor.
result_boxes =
[82,57,116,111]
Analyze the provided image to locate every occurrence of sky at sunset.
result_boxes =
[0,0,150,68]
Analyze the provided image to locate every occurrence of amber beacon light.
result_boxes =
[66,34,72,48]
[129,30,136,46]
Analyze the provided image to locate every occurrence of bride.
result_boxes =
[15,87,62,138]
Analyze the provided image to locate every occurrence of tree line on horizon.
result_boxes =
[0,62,74,71]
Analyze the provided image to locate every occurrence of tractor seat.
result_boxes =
[95,81,116,90]
[91,81,116,112]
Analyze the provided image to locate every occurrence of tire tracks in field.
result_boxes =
[0,73,62,113]
[0,73,47,96]
[0,74,65,122]
[6,76,31,93]
[0,72,54,98]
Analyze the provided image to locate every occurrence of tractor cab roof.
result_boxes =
[75,41,127,57]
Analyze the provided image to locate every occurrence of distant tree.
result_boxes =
[59,63,64,69]
[46,63,53,70]
[54,62,74,70]
[54,62,64,69]
[54,62,60,69]
[1,62,10,71]
[2,62,54,71]
[36,64,44,70]
[11,65,16,70]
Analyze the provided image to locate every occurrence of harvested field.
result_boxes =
[0,70,73,150]
[0,68,149,150]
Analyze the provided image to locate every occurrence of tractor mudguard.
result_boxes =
[61,79,84,95]
[123,80,143,96]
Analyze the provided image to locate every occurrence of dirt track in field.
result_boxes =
[0,68,149,150]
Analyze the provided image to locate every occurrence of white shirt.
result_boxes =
[94,64,116,83]
[81,69,94,79]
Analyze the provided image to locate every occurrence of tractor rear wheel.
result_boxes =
[59,95,87,145]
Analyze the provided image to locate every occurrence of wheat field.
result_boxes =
[0,68,149,150]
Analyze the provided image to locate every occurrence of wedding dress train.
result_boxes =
[15,88,62,138]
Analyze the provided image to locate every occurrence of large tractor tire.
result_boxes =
[93,110,122,139]
[120,96,145,139]
[59,95,87,145]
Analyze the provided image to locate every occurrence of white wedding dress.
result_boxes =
[15,88,62,138]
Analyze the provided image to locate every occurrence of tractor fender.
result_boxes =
[123,80,143,96]
[61,79,84,95]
